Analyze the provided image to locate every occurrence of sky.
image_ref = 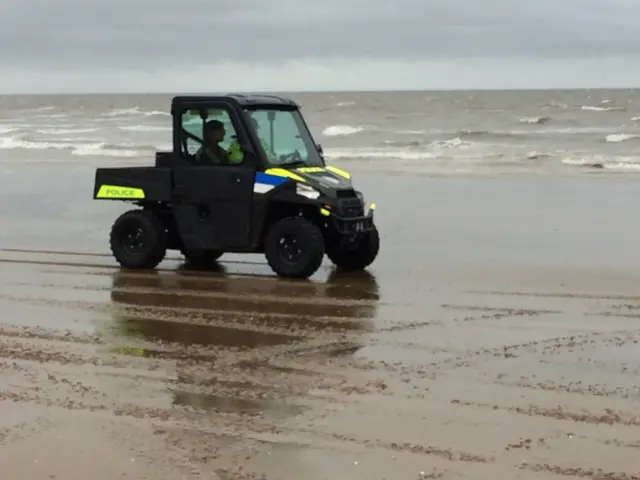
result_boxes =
[1,0,640,93]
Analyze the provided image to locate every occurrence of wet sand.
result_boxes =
[1,167,640,479]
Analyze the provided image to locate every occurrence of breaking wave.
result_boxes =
[35,127,99,135]
[118,125,171,132]
[322,125,365,136]
[324,148,436,161]
[581,105,626,112]
[0,133,166,157]
[519,116,551,124]
[561,155,640,171]
[605,133,640,143]
[100,107,169,117]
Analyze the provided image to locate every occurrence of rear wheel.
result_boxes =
[264,216,325,279]
[110,209,167,269]
[327,224,380,271]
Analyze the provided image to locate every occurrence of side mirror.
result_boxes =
[316,144,324,155]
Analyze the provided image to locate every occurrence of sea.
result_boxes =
[1,89,640,176]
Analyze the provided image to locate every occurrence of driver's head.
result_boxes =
[251,117,259,131]
[204,120,225,145]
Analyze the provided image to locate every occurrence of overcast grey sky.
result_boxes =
[1,0,639,93]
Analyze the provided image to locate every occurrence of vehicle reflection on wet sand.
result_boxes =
[107,262,380,416]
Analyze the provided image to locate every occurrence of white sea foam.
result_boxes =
[71,143,150,157]
[561,155,640,171]
[35,127,99,134]
[429,138,473,149]
[101,107,170,118]
[0,136,76,150]
[581,105,625,112]
[324,148,436,161]
[322,125,364,136]
[519,116,551,124]
[631,116,640,121]
[605,133,639,143]
[118,125,171,132]
[0,132,169,158]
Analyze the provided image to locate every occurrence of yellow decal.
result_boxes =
[325,165,351,179]
[265,168,305,182]
[369,203,376,211]
[319,208,331,216]
[296,167,324,173]
[96,185,145,199]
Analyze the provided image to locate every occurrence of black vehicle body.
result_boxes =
[93,94,378,278]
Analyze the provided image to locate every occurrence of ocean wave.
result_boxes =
[561,155,640,171]
[118,125,171,132]
[35,127,99,135]
[335,101,356,107]
[631,116,640,121]
[101,107,170,118]
[541,102,568,109]
[519,116,551,125]
[0,127,16,134]
[525,151,553,160]
[430,137,473,148]
[396,129,426,135]
[456,129,526,140]
[382,139,422,148]
[322,125,364,136]
[324,148,436,161]
[0,132,166,157]
[581,105,626,112]
[71,142,159,157]
[0,136,76,150]
[605,133,640,143]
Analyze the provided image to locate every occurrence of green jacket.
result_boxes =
[228,137,275,163]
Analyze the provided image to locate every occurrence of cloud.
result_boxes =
[0,0,639,91]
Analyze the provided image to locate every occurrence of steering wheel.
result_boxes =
[279,150,303,163]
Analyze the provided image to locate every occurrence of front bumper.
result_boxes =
[329,205,375,235]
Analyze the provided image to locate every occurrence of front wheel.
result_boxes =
[327,224,380,271]
[110,209,167,269]
[264,216,325,279]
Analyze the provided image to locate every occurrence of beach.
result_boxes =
[0,163,639,479]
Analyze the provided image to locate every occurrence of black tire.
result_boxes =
[180,248,224,266]
[109,209,167,269]
[264,216,325,279]
[327,224,380,271]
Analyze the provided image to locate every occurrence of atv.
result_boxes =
[93,94,379,279]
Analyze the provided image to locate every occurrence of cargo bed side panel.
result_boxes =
[93,167,172,201]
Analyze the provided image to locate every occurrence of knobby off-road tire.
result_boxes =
[110,209,167,269]
[264,216,325,279]
[327,224,380,271]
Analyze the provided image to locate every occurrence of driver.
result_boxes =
[195,120,230,164]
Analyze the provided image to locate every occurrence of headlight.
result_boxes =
[296,183,320,199]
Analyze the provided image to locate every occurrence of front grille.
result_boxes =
[338,197,364,218]
[336,189,356,198]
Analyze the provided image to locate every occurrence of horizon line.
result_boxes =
[1,86,639,96]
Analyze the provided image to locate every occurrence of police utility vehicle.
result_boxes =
[93,94,379,279]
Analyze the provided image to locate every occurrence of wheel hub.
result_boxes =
[123,227,145,254]
[278,234,303,263]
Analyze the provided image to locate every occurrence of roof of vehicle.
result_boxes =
[171,94,299,110]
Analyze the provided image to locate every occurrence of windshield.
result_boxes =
[246,108,324,168]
